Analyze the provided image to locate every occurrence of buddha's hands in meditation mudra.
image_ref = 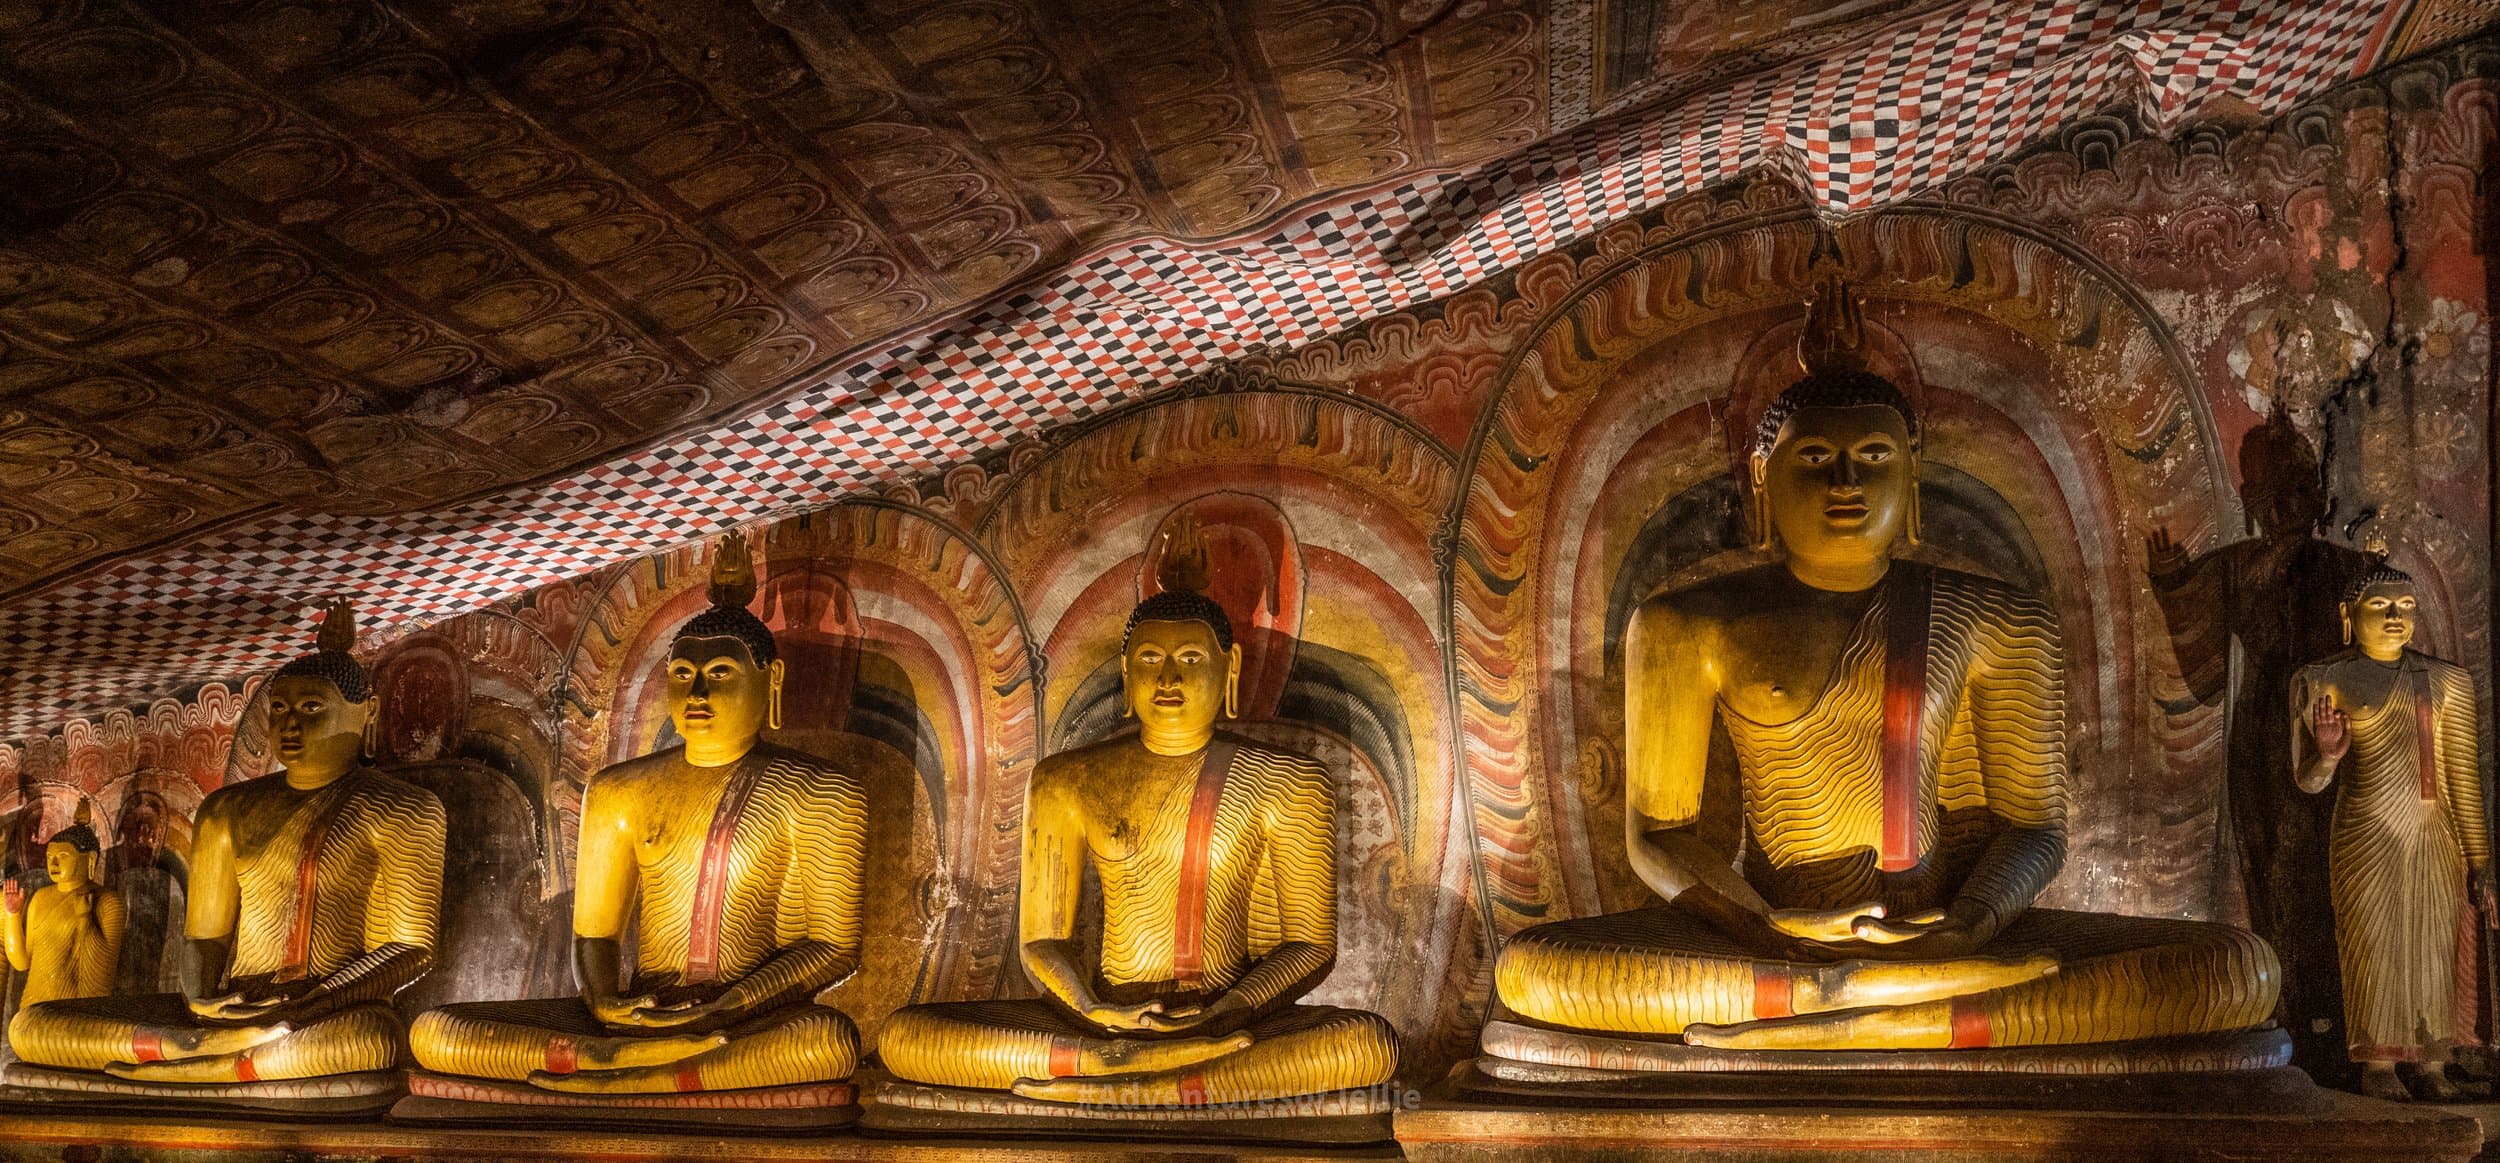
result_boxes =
[1490,287,2275,1053]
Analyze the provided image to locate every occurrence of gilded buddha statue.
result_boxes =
[5,603,445,1105]
[879,581,1399,1113]
[4,813,125,1022]
[404,534,866,1120]
[2292,565,2491,1100]
[1486,282,2281,1066]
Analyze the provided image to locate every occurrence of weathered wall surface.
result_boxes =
[4,42,2494,1079]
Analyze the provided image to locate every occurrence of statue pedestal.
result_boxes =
[0,1063,403,1120]
[1403,1058,2482,1161]
[388,1071,859,1133]
[859,1072,1398,1146]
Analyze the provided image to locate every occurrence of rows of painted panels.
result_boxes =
[2,46,2495,1076]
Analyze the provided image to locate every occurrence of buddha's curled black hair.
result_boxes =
[1751,369,1922,462]
[2341,563,2415,605]
[45,824,99,854]
[1123,590,1234,653]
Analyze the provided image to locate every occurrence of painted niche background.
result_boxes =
[2,42,2495,1082]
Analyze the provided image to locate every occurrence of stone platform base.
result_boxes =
[1400,1058,2479,1161]
[0,1110,1396,1162]
[0,1062,403,1120]
[389,1070,859,1132]
[860,1074,1398,1146]
[1481,1020,2294,1077]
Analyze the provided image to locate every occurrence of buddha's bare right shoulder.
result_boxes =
[1638,569,1770,636]
[587,749,686,792]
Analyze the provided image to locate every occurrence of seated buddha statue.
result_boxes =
[6,603,446,1102]
[1488,283,2281,1064]
[405,534,866,1116]
[4,812,126,1023]
[879,587,1399,1111]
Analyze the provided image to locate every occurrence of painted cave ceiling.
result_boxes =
[0,0,2492,733]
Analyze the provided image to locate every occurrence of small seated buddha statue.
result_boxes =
[6,602,446,1102]
[1487,282,2281,1066]
[405,534,866,1116]
[4,812,126,1023]
[2293,565,2491,1100]
[880,587,1399,1111]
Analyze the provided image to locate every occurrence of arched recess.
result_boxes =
[556,501,1041,1038]
[978,386,1486,1069]
[1447,207,2243,951]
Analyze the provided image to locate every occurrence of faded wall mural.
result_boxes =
[3,42,2495,1081]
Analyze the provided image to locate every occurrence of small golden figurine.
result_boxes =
[879,573,1398,1110]
[6,601,447,1096]
[405,533,866,1117]
[1486,278,2281,1061]
[3,809,126,1022]
[2293,564,2492,1100]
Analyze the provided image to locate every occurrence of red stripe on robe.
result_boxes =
[1171,739,1238,992]
[1880,569,1932,873]
[277,786,349,982]
[683,753,769,986]
[2415,671,2440,802]
[1948,995,1992,1048]
[1751,965,1795,1020]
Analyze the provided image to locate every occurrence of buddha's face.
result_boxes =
[266,675,370,774]
[2343,580,2417,660]
[1754,404,1914,565]
[43,841,91,889]
[1122,619,1238,741]
[667,636,781,746]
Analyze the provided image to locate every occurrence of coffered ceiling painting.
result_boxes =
[0,0,2491,734]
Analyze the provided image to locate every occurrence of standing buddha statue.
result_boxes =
[1485,279,2282,1066]
[879,584,1399,1114]
[3,812,126,1024]
[2292,564,2491,1100]
[404,533,866,1122]
[5,602,446,1104]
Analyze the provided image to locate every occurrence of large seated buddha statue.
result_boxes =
[875,583,1399,1134]
[3,603,447,1116]
[400,534,867,1130]
[1483,283,2282,1076]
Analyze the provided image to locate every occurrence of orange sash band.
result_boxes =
[684,753,768,985]
[675,1061,706,1092]
[1948,995,1992,1049]
[1176,1071,1210,1106]
[1880,569,1932,873]
[543,1036,579,1074]
[277,785,349,982]
[1751,965,1797,1020]
[234,1053,260,1083]
[1171,739,1238,991]
[130,1030,164,1064]
[2415,671,2440,802]
[1048,1036,1081,1078]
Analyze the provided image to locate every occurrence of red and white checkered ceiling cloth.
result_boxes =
[0,0,2456,735]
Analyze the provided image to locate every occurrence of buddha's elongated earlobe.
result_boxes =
[2339,601,2353,646]
[1224,644,1242,721]
[360,700,380,760]
[1750,454,1773,551]
[1905,451,1923,549]
[1119,657,1135,719]
[767,660,786,731]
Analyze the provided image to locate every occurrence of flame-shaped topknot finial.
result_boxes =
[315,597,358,656]
[1797,272,1869,377]
[709,530,758,611]
[1156,513,1213,595]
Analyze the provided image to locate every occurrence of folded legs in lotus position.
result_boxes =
[10,603,447,1084]
[410,535,865,1094]
[882,587,1397,1104]
[1493,287,2279,1053]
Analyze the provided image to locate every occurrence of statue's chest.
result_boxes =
[1720,605,1875,726]
[1092,770,1255,898]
